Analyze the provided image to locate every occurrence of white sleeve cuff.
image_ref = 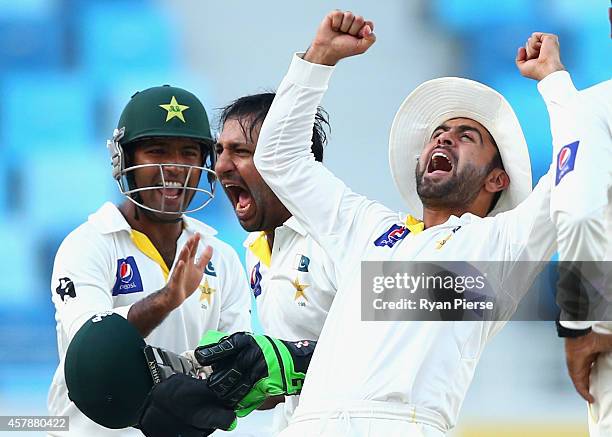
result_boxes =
[537,70,578,105]
[560,320,594,330]
[285,52,335,89]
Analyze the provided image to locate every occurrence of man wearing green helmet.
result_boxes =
[48,85,251,436]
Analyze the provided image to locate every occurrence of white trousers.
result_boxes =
[588,350,612,437]
[277,401,447,437]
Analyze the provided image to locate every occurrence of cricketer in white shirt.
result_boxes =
[244,217,337,430]
[545,72,612,435]
[251,27,570,434]
[215,92,338,433]
[48,202,251,436]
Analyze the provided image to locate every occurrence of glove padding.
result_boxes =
[137,373,236,437]
[195,332,316,417]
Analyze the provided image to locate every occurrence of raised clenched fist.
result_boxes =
[304,10,376,66]
[516,32,565,81]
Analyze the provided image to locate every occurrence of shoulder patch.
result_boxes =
[374,224,410,248]
[112,256,144,296]
[555,141,579,185]
[56,277,76,301]
[250,262,263,298]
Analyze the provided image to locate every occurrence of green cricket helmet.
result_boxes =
[65,312,152,429]
[107,85,216,215]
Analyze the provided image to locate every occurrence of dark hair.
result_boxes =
[217,92,329,162]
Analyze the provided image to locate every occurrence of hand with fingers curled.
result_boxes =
[194,331,317,417]
[565,331,612,404]
[304,10,376,66]
[163,232,213,311]
[515,31,565,81]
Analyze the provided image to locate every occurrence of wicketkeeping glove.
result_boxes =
[194,331,316,417]
[137,373,237,437]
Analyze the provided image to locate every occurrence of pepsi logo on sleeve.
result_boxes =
[555,141,579,186]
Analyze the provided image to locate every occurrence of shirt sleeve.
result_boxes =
[538,73,612,330]
[254,54,398,283]
[538,71,611,263]
[51,229,129,342]
[217,244,252,333]
[490,166,557,307]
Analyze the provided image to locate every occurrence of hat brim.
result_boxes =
[388,77,532,217]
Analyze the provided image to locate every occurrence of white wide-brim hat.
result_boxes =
[388,77,532,217]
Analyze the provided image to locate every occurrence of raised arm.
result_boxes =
[253,11,389,274]
[518,32,610,267]
[519,31,612,403]
[127,234,213,337]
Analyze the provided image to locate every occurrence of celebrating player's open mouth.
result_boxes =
[149,172,198,213]
[156,180,185,202]
[222,180,257,223]
[425,148,455,180]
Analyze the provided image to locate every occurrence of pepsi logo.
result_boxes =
[119,262,133,283]
[388,227,407,240]
[374,223,411,248]
[558,146,571,170]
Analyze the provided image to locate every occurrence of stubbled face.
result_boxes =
[215,118,290,232]
[415,118,499,210]
[130,137,203,218]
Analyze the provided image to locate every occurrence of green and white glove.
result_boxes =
[195,331,316,417]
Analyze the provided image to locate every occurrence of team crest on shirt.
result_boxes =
[112,256,144,296]
[374,224,410,248]
[199,277,216,309]
[199,261,218,309]
[292,276,310,306]
[204,261,217,277]
[295,255,310,272]
[555,140,579,185]
[436,226,462,250]
[250,262,263,298]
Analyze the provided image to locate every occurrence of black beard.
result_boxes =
[415,160,490,210]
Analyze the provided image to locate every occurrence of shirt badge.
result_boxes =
[199,278,216,306]
[250,262,263,298]
[205,261,217,277]
[555,141,579,185]
[374,224,410,248]
[56,277,76,302]
[112,256,144,296]
[295,255,310,272]
[293,277,310,302]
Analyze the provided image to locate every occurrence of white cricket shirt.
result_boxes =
[542,73,612,331]
[245,216,337,341]
[254,54,558,434]
[48,202,251,436]
[244,216,337,430]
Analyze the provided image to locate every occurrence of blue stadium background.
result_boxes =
[0,1,610,435]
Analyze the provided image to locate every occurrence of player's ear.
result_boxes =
[484,168,509,194]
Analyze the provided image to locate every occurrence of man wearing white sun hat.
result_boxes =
[236,10,559,437]
[188,9,611,437]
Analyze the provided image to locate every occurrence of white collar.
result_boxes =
[242,216,306,248]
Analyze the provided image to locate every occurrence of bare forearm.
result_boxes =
[127,287,175,338]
